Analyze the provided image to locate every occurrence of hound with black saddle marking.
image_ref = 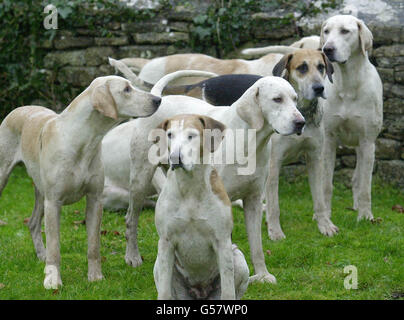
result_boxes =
[101,70,305,284]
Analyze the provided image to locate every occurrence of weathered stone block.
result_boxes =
[376,67,394,83]
[84,47,116,66]
[377,160,404,190]
[373,44,404,57]
[375,56,404,68]
[45,50,87,68]
[375,138,401,160]
[54,36,94,49]
[94,36,129,46]
[57,66,101,87]
[384,98,404,114]
[395,71,404,84]
[116,45,169,59]
[381,113,404,141]
[133,32,189,44]
[122,21,167,33]
[341,155,356,168]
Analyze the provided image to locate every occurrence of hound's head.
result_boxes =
[320,15,373,64]
[90,75,161,120]
[157,114,226,171]
[235,76,305,135]
[272,49,334,100]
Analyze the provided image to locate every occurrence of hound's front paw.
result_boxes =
[249,272,277,284]
[357,210,374,221]
[317,217,339,237]
[88,271,104,282]
[268,226,286,241]
[43,265,62,290]
[125,248,143,268]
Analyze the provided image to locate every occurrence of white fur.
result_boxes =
[320,15,383,220]
[0,76,159,289]
[102,72,305,283]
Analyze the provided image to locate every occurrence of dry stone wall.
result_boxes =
[41,0,404,190]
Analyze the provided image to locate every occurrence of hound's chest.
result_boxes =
[326,94,381,146]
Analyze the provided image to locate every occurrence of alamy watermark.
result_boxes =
[43,4,58,30]
[148,127,258,176]
[344,265,358,290]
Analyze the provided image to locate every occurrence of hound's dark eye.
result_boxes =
[340,28,350,34]
[124,85,131,93]
[297,63,308,74]
[318,64,325,73]
[188,134,194,141]
[273,97,283,103]
[324,29,330,34]
[167,132,172,139]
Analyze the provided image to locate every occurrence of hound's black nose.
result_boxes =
[152,96,162,109]
[323,46,335,59]
[312,83,325,96]
[294,119,306,135]
[170,150,183,170]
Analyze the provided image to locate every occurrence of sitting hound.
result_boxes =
[153,114,249,300]
[101,70,305,283]
[0,75,161,289]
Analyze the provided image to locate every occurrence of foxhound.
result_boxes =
[0,76,161,289]
[153,114,249,300]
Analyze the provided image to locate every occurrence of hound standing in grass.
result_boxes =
[320,15,383,220]
[0,76,161,289]
[153,114,249,300]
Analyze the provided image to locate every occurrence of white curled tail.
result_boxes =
[150,70,218,97]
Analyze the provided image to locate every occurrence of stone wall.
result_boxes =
[41,0,404,190]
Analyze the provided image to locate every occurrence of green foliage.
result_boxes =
[0,166,403,299]
[190,0,341,57]
[0,0,168,119]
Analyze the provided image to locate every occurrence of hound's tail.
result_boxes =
[242,46,300,56]
[108,57,153,91]
[119,57,150,72]
[151,70,218,97]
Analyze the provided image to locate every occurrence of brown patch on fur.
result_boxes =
[164,54,250,80]
[5,106,57,162]
[162,84,203,99]
[210,168,231,207]
[120,57,150,71]
[288,49,326,77]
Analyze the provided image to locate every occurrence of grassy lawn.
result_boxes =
[0,165,403,300]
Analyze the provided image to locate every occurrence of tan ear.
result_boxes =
[91,82,118,120]
[235,85,264,131]
[199,116,226,153]
[154,119,170,162]
[322,52,334,83]
[357,19,373,56]
[272,54,293,79]
[319,21,327,49]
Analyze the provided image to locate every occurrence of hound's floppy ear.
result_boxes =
[319,21,327,49]
[235,84,264,131]
[91,81,118,120]
[153,119,170,163]
[157,119,170,131]
[322,52,334,83]
[199,116,226,153]
[357,19,373,56]
[272,54,293,79]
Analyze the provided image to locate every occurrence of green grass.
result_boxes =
[0,165,403,300]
